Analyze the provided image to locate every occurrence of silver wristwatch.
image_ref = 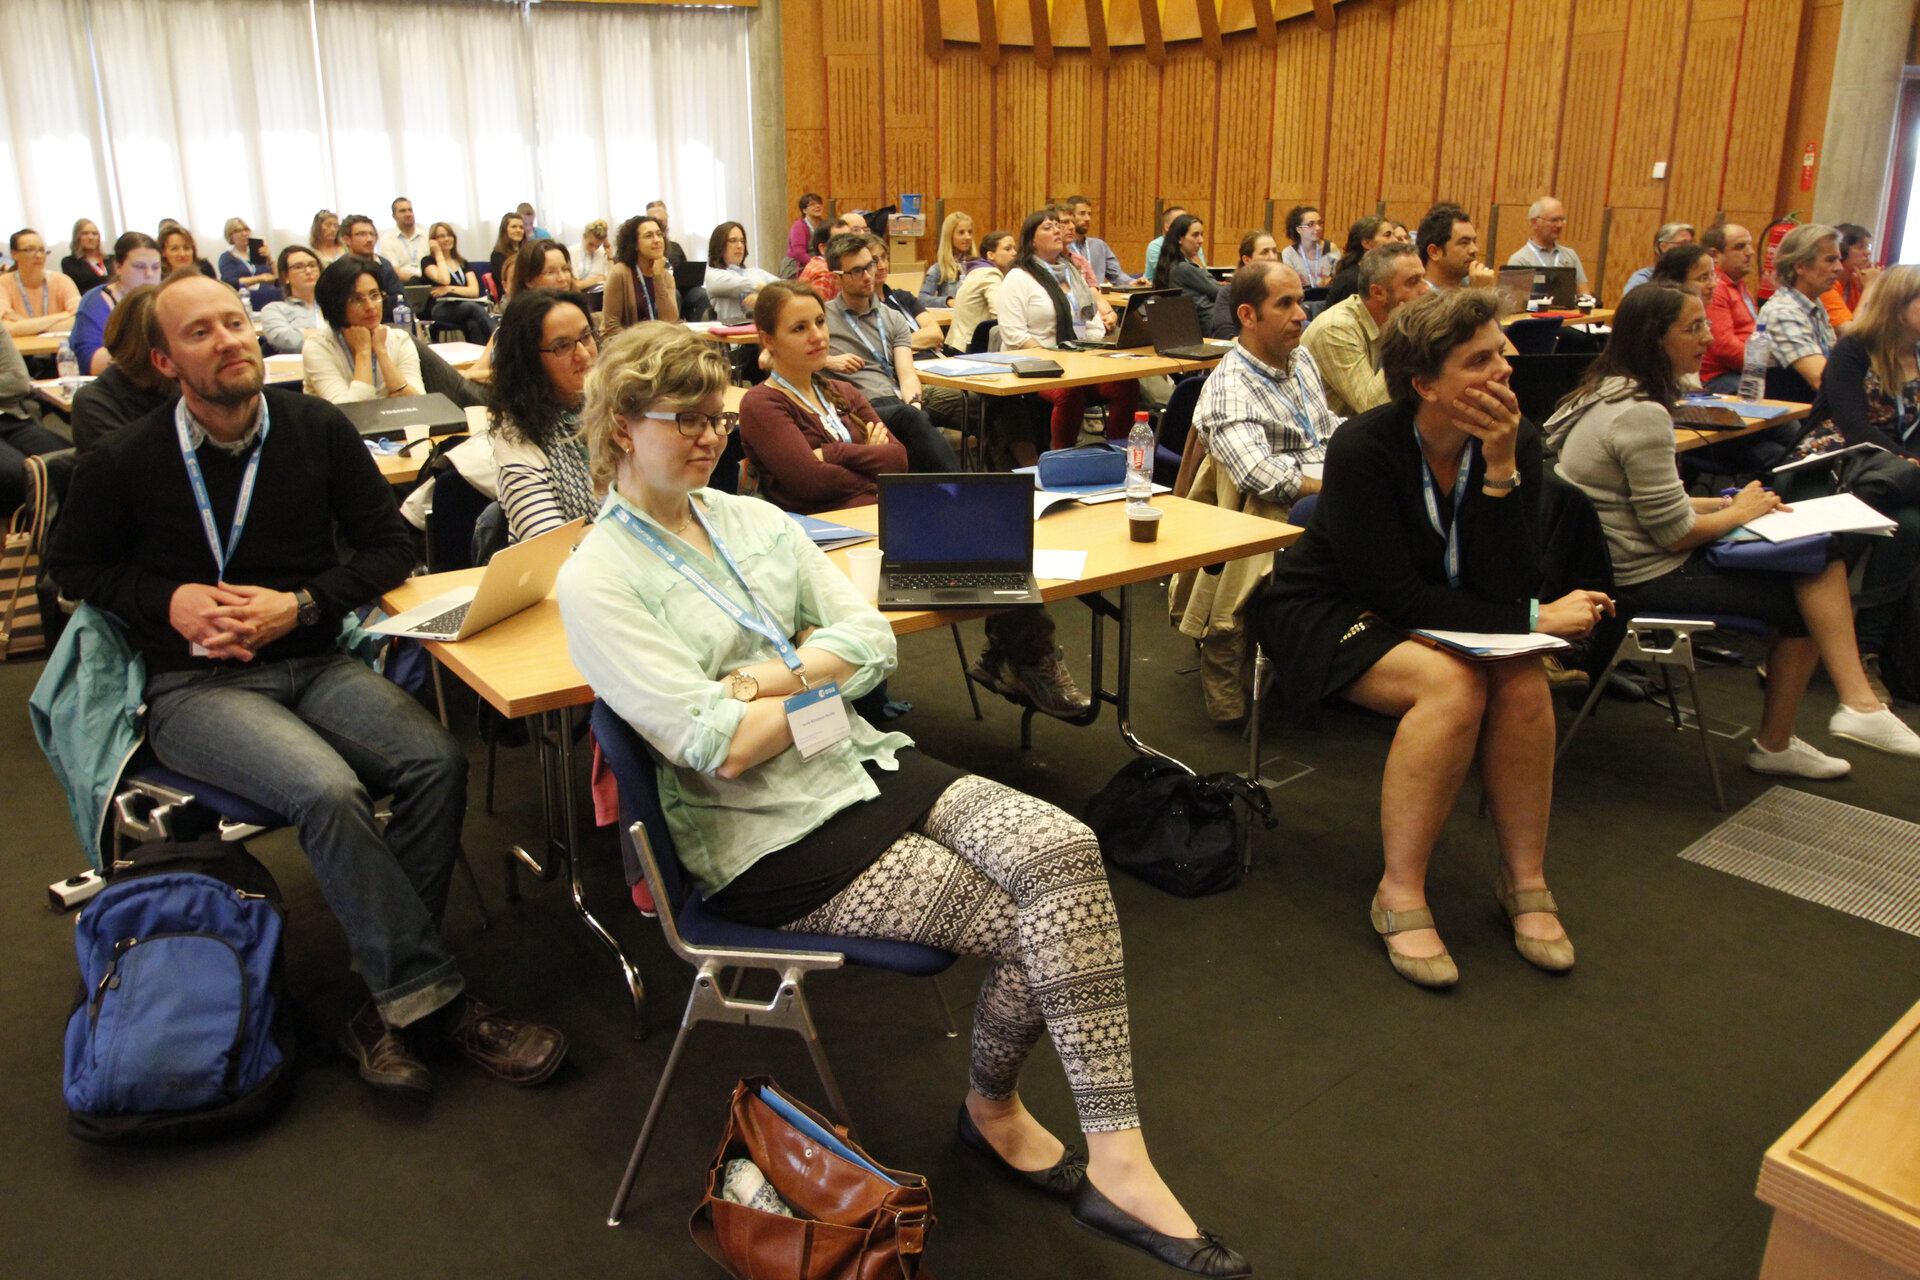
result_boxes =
[1481,470,1521,492]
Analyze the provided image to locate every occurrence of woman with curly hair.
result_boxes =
[487,287,601,543]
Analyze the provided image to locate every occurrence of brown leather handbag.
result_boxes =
[690,1076,935,1280]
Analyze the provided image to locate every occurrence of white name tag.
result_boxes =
[784,681,851,759]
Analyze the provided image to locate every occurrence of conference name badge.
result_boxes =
[785,681,851,759]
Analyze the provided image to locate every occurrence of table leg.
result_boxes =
[1112,582,1197,776]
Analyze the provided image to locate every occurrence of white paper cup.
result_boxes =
[847,546,884,602]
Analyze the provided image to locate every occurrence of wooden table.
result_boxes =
[1674,400,1812,453]
[382,494,1297,1028]
[916,345,1216,396]
[1756,996,1920,1279]
[1502,308,1615,328]
[16,331,69,358]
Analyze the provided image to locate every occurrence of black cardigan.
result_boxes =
[1269,397,1544,635]
[1809,333,1920,462]
[48,387,414,674]
[69,365,176,454]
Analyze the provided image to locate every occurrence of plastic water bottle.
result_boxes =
[1125,411,1154,504]
[56,338,78,380]
[1738,322,1771,403]
[391,297,414,337]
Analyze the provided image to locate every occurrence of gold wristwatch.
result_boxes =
[722,670,759,702]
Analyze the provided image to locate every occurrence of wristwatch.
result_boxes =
[1481,470,1521,492]
[293,589,320,627]
[722,670,759,702]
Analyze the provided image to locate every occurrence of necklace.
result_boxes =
[662,501,694,535]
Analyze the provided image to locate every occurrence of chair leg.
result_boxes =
[1682,664,1729,812]
[929,974,959,1038]
[484,731,499,816]
[950,624,983,720]
[454,847,490,929]
[795,995,857,1140]
[1242,651,1270,873]
[430,657,450,730]
[1555,655,1621,763]
[606,1018,699,1226]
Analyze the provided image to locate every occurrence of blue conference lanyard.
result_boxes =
[769,371,851,443]
[845,304,894,371]
[1414,424,1475,589]
[606,502,807,681]
[174,398,272,580]
[1236,346,1320,447]
[640,274,658,321]
[14,275,48,317]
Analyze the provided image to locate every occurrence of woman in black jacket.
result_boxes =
[1257,289,1611,989]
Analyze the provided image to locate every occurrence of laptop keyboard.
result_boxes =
[407,601,472,635]
[890,572,1030,590]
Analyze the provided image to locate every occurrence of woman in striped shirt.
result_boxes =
[488,288,603,543]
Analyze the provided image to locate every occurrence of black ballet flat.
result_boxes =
[955,1102,1087,1197]
[1069,1178,1252,1278]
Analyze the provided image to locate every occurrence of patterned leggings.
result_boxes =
[783,774,1138,1134]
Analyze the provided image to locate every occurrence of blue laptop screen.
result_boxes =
[883,479,1031,566]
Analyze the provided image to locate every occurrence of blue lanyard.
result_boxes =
[1524,243,1561,270]
[606,502,805,678]
[769,372,851,442]
[1414,426,1475,588]
[844,304,894,371]
[174,398,272,581]
[14,275,48,316]
[1235,346,1320,447]
[640,273,658,321]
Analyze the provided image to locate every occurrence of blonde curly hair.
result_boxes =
[582,322,733,492]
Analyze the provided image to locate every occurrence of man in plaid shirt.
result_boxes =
[1756,223,1843,401]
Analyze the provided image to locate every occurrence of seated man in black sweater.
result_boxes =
[49,275,566,1101]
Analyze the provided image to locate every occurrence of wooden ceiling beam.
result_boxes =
[1311,0,1336,29]
[921,0,945,59]
[1086,0,1109,67]
[1030,0,1054,66]
[1248,0,1277,47]
[1196,0,1222,58]
[1138,0,1164,64]
[977,0,1000,65]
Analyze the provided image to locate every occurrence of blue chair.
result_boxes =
[1155,373,1207,488]
[590,701,960,1225]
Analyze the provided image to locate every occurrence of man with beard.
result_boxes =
[49,275,567,1101]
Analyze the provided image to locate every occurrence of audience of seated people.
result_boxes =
[487,289,602,543]
[798,218,848,301]
[1141,205,1188,284]
[338,214,405,313]
[490,211,529,291]
[1209,230,1281,340]
[62,218,111,294]
[869,238,943,352]
[258,247,323,353]
[1757,223,1843,400]
[786,191,827,275]
[1256,287,1603,990]
[217,217,279,308]
[70,284,175,453]
[2,229,82,338]
[158,223,216,281]
[420,223,496,343]
[1151,213,1216,331]
[0,326,68,511]
[1302,242,1428,420]
[704,220,779,325]
[1504,195,1586,288]
[1280,206,1334,289]
[513,239,575,298]
[603,213,679,337]
[917,211,977,305]
[1621,222,1696,295]
[1646,243,1716,303]
[73,231,163,375]
[819,231,957,471]
[310,209,346,266]
[301,255,423,403]
[646,199,707,319]
[574,219,610,293]
[1417,203,1494,292]
[1821,223,1877,328]
[1324,215,1388,308]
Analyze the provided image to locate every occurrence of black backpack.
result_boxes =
[63,840,299,1144]
[1085,758,1275,898]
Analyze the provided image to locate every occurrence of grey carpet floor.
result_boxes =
[3,607,1917,1279]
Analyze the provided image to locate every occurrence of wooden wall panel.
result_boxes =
[1159,46,1219,205]
[1606,0,1688,211]
[992,51,1050,231]
[880,0,933,129]
[936,54,993,198]
[826,55,883,204]
[1105,48,1163,266]
[822,0,878,52]
[1775,0,1843,217]
[1557,27,1626,273]
[1493,0,1572,207]
[1267,19,1331,206]
[781,1,829,216]
[1666,15,1743,222]
[1721,0,1805,215]
[1377,0,1448,211]
[1435,0,1509,228]
[1322,3,1392,231]
[1046,52,1107,208]
[1601,206,1666,301]
[785,130,831,223]
[1215,39,1274,245]
[1490,202,1532,271]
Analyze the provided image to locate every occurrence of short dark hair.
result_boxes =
[390,196,411,215]
[1648,243,1710,287]
[1381,288,1501,403]
[315,254,379,329]
[1700,223,1735,253]
[824,232,870,273]
[340,214,375,239]
[1836,222,1873,257]
[1560,282,1694,413]
[798,192,822,213]
[1228,260,1286,318]
[1416,204,1469,268]
[112,231,158,265]
[8,228,36,254]
[1064,194,1091,209]
[1238,229,1275,264]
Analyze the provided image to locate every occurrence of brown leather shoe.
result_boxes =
[438,996,568,1086]
[342,999,432,1100]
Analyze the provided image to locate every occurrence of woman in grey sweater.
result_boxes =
[1548,283,1920,777]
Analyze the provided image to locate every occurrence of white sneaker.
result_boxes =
[1747,736,1852,779]
[1829,704,1920,758]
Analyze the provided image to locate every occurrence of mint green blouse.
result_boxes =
[557,489,908,895]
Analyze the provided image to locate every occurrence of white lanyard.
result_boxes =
[1414,426,1475,589]
[174,398,272,580]
[1524,243,1561,270]
[770,371,852,443]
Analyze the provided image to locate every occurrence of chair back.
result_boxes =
[967,321,998,355]
[1507,351,1597,427]
[423,461,492,573]
[1158,373,1207,465]
[1505,317,1565,356]
[590,700,690,914]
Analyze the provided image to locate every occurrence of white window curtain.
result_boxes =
[0,0,757,268]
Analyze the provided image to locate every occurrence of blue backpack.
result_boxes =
[64,840,298,1143]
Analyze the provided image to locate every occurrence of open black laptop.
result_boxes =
[875,474,1041,610]
[672,261,708,294]
[1073,289,1178,349]
[336,392,468,442]
[1495,265,1578,314]
[1141,293,1233,362]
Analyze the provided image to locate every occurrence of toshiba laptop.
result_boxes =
[337,392,469,442]
[875,474,1041,609]
[1073,289,1178,349]
[1141,292,1234,362]
[367,518,586,641]
[1495,265,1578,314]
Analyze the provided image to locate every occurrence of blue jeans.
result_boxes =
[145,653,467,1026]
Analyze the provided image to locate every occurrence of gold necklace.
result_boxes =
[664,501,695,535]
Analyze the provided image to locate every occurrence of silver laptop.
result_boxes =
[875,474,1041,610]
[368,518,585,641]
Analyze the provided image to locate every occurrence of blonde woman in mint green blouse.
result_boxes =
[556,322,1250,1278]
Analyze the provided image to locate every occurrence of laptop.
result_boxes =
[875,474,1042,610]
[367,518,586,641]
[1495,265,1578,314]
[672,260,708,294]
[337,392,469,442]
[402,283,434,317]
[1074,289,1178,349]
[1141,293,1233,362]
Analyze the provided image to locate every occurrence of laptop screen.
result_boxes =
[880,476,1031,566]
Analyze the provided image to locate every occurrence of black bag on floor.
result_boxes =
[1084,758,1274,898]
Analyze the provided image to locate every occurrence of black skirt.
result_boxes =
[1253,593,1402,729]
[703,748,965,928]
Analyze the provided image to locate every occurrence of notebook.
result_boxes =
[366,518,585,641]
[1140,293,1233,361]
[336,392,468,441]
[1495,266,1578,314]
[1073,289,1177,349]
[875,473,1041,609]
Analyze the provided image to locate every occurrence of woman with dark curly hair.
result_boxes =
[487,287,601,543]
[601,214,678,338]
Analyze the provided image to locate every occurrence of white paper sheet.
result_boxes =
[1032,550,1088,581]
[1743,493,1897,542]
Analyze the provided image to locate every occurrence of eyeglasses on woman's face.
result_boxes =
[642,409,739,438]
[540,328,597,360]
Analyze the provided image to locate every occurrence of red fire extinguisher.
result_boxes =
[1756,213,1800,302]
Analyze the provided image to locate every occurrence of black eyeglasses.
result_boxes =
[540,330,597,359]
[642,409,739,438]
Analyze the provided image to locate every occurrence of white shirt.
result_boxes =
[301,327,425,402]
[377,227,430,279]
[996,262,1107,349]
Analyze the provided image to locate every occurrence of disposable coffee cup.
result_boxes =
[847,546,884,602]
[1127,505,1162,543]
